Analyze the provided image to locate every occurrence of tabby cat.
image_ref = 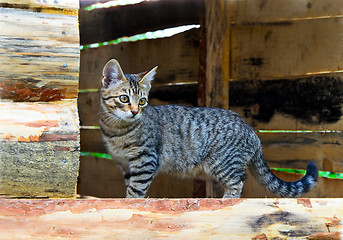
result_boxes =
[99,59,318,198]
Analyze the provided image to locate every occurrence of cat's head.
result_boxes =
[100,59,157,122]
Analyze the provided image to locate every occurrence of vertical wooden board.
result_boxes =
[231,17,343,81]
[229,75,343,130]
[205,0,230,108]
[228,0,343,23]
[0,7,80,101]
[78,156,194,198]
[79,29,200,90]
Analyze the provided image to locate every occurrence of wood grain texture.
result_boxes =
[230,18,343,81]
[0,101,79,142]
[205,0,230,109]
[0,0,79,10]
[0,101,80,197]
[0,198,342,239]
[0,140,79,198]
[0,7,79,101]
[79,28,200,89]
[228,0,343,23]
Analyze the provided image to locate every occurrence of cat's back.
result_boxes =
[146,104,249,129]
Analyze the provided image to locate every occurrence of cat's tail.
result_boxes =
[251,151,318,197]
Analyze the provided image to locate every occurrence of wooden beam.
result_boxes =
[0,0,79,10]
[0,198,342,239]
[0,101,79,198]
[205,0,230,109]
[0,5,80,197]
[0,7,79,101]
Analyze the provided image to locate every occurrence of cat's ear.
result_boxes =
[101,59,126,88]
[139,66,158,91]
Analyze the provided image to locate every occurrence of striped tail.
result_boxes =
[252,152,318,197]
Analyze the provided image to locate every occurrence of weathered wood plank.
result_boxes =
[80,0,203,45]
[0,101,79,142]
[0,7,79,101]
[0,198,342,239]
[229,76,343,130]
[0,140,79,198]
[79,28,200,90]
[0,0,79,10]
[0,101,79,197]
[205,0,230,108]
[228,0,343,23]
[78,156,194,198]
[231,17,343,81]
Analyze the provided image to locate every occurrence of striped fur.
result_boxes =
[99,59,318,198]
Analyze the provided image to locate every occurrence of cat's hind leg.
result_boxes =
[222,179,244,198]
[208,157,247,198]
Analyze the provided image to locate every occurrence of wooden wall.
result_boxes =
[78,0,343,198]
[0,0,80,197]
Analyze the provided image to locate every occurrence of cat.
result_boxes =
[99,59,318,198]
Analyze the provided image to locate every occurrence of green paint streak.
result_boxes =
[271,167,343,180]
[80,152,112,159]
[79,89,99,93]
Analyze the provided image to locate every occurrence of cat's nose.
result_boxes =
[131,110,139,117]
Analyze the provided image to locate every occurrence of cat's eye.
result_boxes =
[119,95,130,103]
[138,98,147,106]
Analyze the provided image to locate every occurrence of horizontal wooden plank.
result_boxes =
[231,17,343,80]
[229,76,343,130]
[0,198,342,239]
[228,0,343,23]
[78,84,198,126]
[79,28,200,89]
[0,101,79,142]
[80,0,203,45]
[0,100,79,197]
[259,132,343,173]
[78,156,194,198]
[0,0,79,10]
[0,140,79,198]
[0,7,79,101]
